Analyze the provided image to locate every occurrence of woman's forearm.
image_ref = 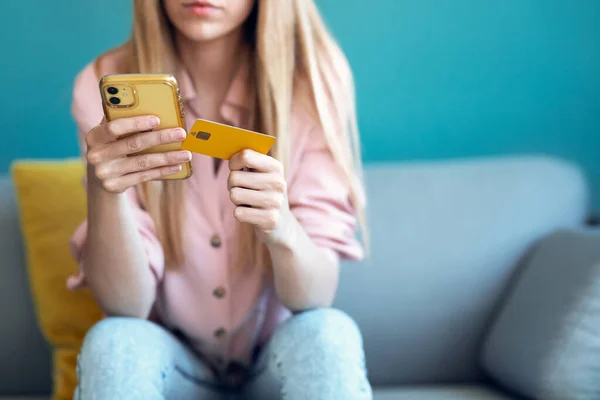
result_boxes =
[225,149,341,311]
[266,211,340,312]
[81,164,156,318]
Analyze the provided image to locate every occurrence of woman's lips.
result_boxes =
[183,1,220,16]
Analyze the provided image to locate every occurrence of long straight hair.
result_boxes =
[116,0,367,268]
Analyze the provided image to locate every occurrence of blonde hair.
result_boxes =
[111,0,367,268]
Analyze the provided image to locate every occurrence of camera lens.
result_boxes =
[109,97,121,105]
[107,87,118,95]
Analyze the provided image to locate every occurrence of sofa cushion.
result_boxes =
[12,160,103,400]
[335,156,588,385]
[0,177,51,395]
[374,385,518,399]
[482,229,600,399]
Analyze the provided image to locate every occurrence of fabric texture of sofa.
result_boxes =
[1,155,598,400]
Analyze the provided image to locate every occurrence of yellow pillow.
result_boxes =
[12,159,102,400]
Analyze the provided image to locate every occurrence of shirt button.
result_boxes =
[214,327,227,338]
[210,234,222,248]
[213,286,227,299]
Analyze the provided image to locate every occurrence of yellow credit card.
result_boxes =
[182,119,276,160]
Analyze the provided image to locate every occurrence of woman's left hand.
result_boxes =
[227,149,291,242]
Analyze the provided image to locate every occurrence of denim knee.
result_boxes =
[271,308,365,353]
[80,318,163,358]
[264,308,372,400]
[77,317,171,383]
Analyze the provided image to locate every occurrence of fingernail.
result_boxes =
[173,128,186,140]
[170,165,182,173]
[178,151,191,161]
[150,117,160,127]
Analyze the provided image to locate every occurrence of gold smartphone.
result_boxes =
[182,118,276,160]
[99,73,192,180]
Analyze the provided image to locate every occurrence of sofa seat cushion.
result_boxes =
[374,385,518,399]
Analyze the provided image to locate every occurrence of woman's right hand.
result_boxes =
[85,115,191,193]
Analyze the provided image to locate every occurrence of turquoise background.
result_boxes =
[1,1,599,208]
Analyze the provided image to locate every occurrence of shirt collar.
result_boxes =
[177,50,252,127]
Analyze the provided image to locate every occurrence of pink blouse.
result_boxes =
[67,51,363,371]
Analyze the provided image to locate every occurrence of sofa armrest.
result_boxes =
[481,228,600,400]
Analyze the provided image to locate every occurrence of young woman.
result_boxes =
[68,0,371,399]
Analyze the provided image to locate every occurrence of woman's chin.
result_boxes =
[176,24,232,44]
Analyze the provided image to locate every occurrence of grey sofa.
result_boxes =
[1,155,597,399]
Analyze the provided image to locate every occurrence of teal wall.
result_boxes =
[2,1,599,208]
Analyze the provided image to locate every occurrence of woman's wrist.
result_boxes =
[263,209,299,252]
[87,163,123,197]
[86,164,129,218]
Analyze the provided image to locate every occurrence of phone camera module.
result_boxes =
[107,87,118,95]
[109,97,121,105]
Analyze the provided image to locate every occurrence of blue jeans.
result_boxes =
[74,308,373,400]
